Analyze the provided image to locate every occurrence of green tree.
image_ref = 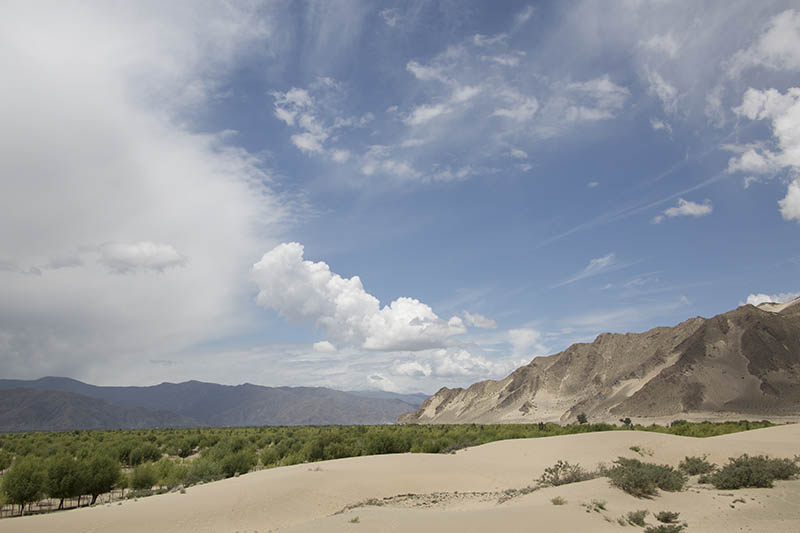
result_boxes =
[2,457,45,515]
[577,413,588,425]
[46,454,83,509]
[0,450,13,472]
[83,455,121,505]
[130,462,158,490]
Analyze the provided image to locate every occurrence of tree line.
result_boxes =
[0,420,774,516]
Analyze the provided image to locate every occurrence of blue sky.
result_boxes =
[1,1,799,393]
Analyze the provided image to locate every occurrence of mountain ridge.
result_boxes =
[0,378,427,431]
[400,299,800,424]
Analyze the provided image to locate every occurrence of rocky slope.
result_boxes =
[400,298,800,424]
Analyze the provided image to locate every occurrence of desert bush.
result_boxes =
[606,457,687,497]
[581,499,606,512]
[644,525,685,533]
[678,455,715,475]
[705,454,799,489]
[577,413,588,424]
[550,496,567,505]
[539,460,595,486]
[655,511,680,523]
[626,509,648,526]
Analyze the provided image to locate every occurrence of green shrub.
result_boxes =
[705,454,799,489]
[606,457,687,497]
[220,449,257,478]
[550,496,567,505]
[655,511,680,523]
[679,455,715,475]
[539,460,595,486]
[184,457,223,486]
[626,509,648,526]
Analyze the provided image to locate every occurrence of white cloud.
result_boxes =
[510,148,528,159]
[728,87,800,222]
[484,54,520,67]
[656,198,713,220]
[291,132,326,153]
[404,103,450,126]
[251,243,466,351]
[743,175,762,189]
[388,346,524,385]
[472,33,508,47]
[99,242,187,274]
[312,340,337,353]
[705,85,726,128]
[492,91,539,121]
[745,291,800,306]
[379,8,400,27]
[780,179,800,222]
[646,69,679,114]
[433,166,472,182]
[514,6,535,27]
[650,118,673,135]
[391,360,432,377]
[553,252,619,287]
[728,10,800,76]
[272,81,370,159]
[331,149,351,163]
[434,349,498,377]
[400,138,425,148]
[463,311,497,329]
[406,60,449,83]
[567,75,630,111]
[0,2,286,382]
[587,181,600,188]
[640,33,680,58]
[367,373,401,393]
[562,75,630,122]
[727,148,778,174]
[451,85,482,103]
[508,328,546,357]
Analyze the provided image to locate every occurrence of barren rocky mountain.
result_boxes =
[400,298,800,424]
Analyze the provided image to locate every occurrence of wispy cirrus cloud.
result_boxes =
[553,253,627,288]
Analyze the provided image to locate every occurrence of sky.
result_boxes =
[1,1,799,394]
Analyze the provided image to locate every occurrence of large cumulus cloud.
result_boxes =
[251,243,467,351]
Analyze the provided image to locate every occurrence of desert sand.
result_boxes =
[3,424,799,532]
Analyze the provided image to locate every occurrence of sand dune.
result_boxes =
[4,424,800,532]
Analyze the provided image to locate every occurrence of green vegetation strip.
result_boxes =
[0,420,778,517]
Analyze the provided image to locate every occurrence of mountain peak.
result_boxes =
[401,301,800,425]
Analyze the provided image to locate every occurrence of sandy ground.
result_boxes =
[2,424,799,532]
